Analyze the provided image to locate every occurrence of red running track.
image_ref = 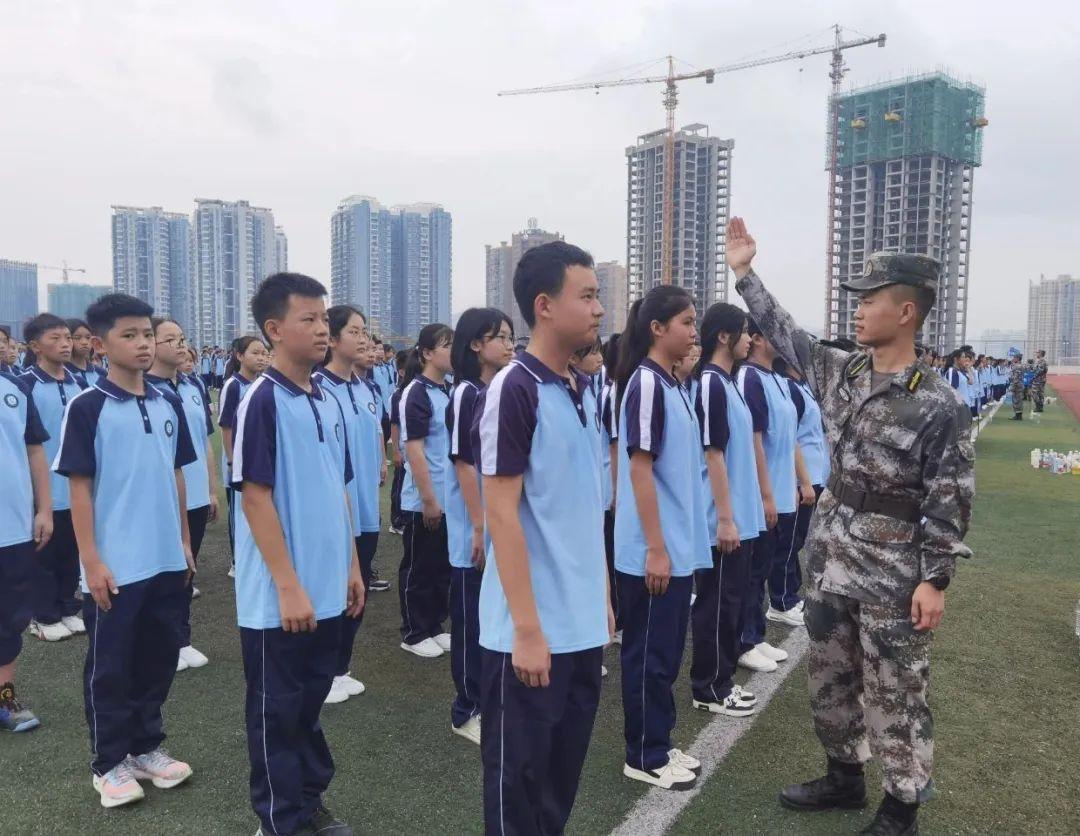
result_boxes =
[1048,375,1080,421]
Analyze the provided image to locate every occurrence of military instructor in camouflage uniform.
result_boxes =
[727,218,975,836]
[1008,355,1026,420]
[1030,350,1048,412]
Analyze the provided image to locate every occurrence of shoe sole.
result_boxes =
[181,657,209,669]
[93,778,145,808]
[400,642,442,658]
[622,764,696,791]
[692,699,755,718]
[777,792,867,812]
[737,662,777,673]
[766,612,805,627]
[130,769,192,790]
[6,717,41,733]
[451,725,481,745]
[324,693,350,704]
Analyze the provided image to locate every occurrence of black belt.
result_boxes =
[826,476,922,524]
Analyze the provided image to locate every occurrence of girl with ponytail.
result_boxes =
[688,303,763,718]
[397,322,454,658]
[613,285,711,791]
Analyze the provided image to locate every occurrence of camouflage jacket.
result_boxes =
[736,269,974,604]
[1032,358,1048,384]
[1008,365,1025,390]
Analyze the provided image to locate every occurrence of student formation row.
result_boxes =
[2,247,843,835]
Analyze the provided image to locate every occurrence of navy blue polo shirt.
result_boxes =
[53,378,197,588]
[21,365,84,511]
[1,372,49,547]
[472,351,607,654]
[146,372,214,510]
[231,367,354,629]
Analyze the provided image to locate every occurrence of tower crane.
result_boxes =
[499,26,885,286]
[39,261,87,283]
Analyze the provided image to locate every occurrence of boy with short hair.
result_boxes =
[54,293,198,808]
[0,363,52,732]
[473,241,613,834]
[233,272,364,836]
[21,313,86,642]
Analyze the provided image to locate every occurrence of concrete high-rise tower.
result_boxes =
[828,72,987,351]
[485,219,563,338]
[111,206,193,335]
[626,124,733,316]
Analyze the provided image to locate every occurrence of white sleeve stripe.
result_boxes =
[51,386,96,472]
[638,369,655,451]
[398,381,420,443]
[701,371,713,447]
[479,368,509,475]
[450,383,468,457]
[231,375,269,484]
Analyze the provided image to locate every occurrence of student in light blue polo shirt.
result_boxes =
[20,314,85,643]
[147,317,218,673]
[65,319,107,389]
[315,305,384,705]
[599,334,621,640]
[54,293,197,808]
[0,366,52,733]
[444,307,514,746]
[690,303,764,720]
[614,284,710,792]
[359,337,392,594]
[473,241,611,834]
[397,322,454,658]
[233,273,363,836]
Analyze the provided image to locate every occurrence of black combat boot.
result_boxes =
[858,792,918,835]
[778,757,867,811]
[1009,413,1023,420]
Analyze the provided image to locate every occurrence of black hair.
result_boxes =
[615,285,694,412]
[324,304,366,365]
[0,324,10,339]
[512,241,594,328]
[697,303,747,377]
[23,312,69,344]
[451,307,513,385]
[603,333,621,379]
[382,343,393,352]
[395,349,409,371]
[573,335,603,362]
[251,272,327,342]
[65,318,91,335]
[225,335,266,379]
[150,316,180,334]
[85,293,153,337]
[401,323,453,389]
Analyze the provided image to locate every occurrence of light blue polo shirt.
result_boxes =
[399,375,450,513]
[218,372,254,488]
[1,372,49,547]
[791,378,829,487]
[615,359,711,577]
[445,379,482,569]
[315,367,383,534]
[474,351,608,654]
[599,379,617,510]
[698,364,765,542]
[54,377,196,588]
[231,368,354,629]
[21,365,84,511]
[65,361,106,389]
[739,363,798,515]
[146,372,214,510]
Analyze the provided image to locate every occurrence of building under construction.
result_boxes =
[827,72,987,351]
[626,124,733,315]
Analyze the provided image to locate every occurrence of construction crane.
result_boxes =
[40,261,87,283]
[499,26,885,286]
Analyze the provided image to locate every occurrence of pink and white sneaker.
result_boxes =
[127,748,193,789]
[92,761,145,808]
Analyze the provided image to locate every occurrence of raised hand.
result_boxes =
[725,217,757,277]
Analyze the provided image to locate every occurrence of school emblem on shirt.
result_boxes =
[3,393,17,408]
[594,411,601,432]
[367,402,377,415]
[335,422,342,442]
[192,394,202,406]
[164,419,175,437]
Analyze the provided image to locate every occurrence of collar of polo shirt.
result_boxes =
[264,366,324,399]
[514,350,591,391]
[703,361,734,381]
[95,376,163,401]
[316,366,360,386]
[640,357,678,388]
[28,364,78,386]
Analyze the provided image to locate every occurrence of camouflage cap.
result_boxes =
[840,252,941,293]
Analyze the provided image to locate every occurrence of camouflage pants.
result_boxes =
[1031,381,1045,409]
[1010,385,1024,412]
[804,584,933,804]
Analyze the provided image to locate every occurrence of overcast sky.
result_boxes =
[2,0,1077,337]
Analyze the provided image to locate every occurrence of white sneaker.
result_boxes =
[693,693,756,717]
[755,641,789,662]
[126,748,192,789]
[432,632,452,652]
[338,673,366,696]
[178,645,209,668]
[668,748,701,772]
[401,638,443,658]
[324,677,351,704]
[451,714,481,745]
[690,593,697,607]
[623,760,697,790]
[61,615,86,634]
[737,648,778,673]
[766,604,805,627]
[227,565,236,579]
[613,629,623,645]
[30,620,72,642]
[176,654,189,672]
[92,761,145,808]
[190,586,201,600]
[731,684,757,707]
[601,664,609,678]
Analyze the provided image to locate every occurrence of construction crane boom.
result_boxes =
[499,26,885,288]
[40,261,88,283]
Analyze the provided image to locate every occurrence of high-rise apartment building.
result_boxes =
[111,206,194,335]
[1028,274,1080,365]
[485,220,564,338]
[193,198,278,347]
[0,259,38,340]
[47,282,109,319]
[275,226,289,273]
[828,72,987,351]
[596,260,628,339]
[626,124,733,316]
